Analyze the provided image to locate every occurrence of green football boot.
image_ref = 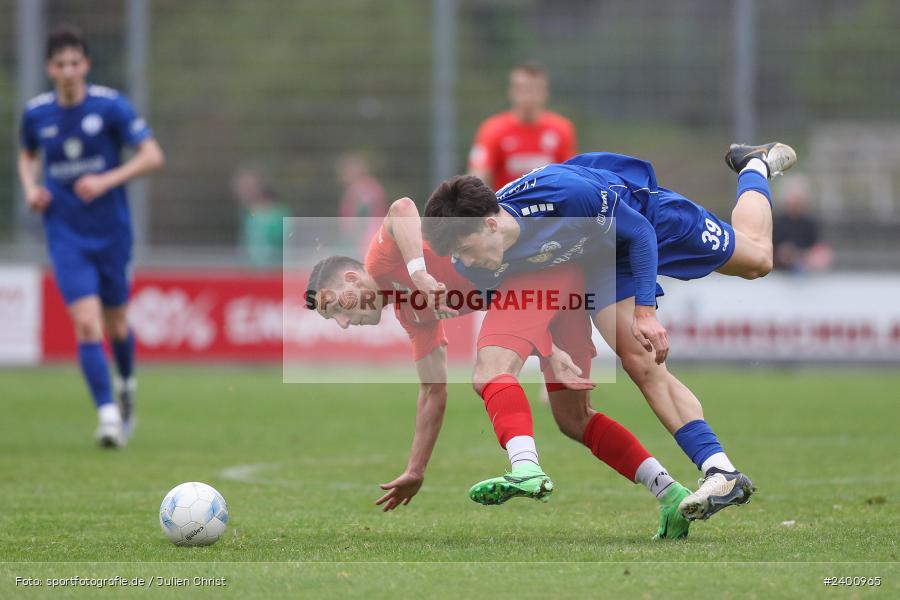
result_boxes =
[468,463,554,505]
[653,482,692,540]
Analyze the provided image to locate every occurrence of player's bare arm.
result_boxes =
[74,138,165,203]
[547,343,595,391]
[384,197,458,317]
[17,149,52,213]
[632,304,669,365]
[376,345,449,511]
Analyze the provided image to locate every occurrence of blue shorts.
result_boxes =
[49,241,132,307]
[587,187,735,312]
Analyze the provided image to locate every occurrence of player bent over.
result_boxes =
[423,143,797,522]
[306,198,693,538]
[17,27,165,447]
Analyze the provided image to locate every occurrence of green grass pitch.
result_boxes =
[1,366,897,598]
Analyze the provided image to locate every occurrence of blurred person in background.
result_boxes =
[468,62,577,191]
[773,174,832,273]
[469,62,578,405]
[336,152,387,255]
[337,152,387,220]
[231,165,289,269]
[17,26,165,448]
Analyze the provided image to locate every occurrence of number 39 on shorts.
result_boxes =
[701,218,722,250]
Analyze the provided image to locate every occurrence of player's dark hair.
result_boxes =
[46,25,89,60]
[305,256,364,310]
[422,175,499,256]
[512,61,547,78]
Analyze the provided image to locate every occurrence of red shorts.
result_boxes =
[400,319,447,362]
[477,264,596,377]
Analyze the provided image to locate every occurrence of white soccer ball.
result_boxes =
[158,482,229,546]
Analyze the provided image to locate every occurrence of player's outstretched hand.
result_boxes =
[26,187,52,213]
[410,271,459,319]
[376,471,424,512]
[632,305,669,364]
[548,343,595,391]
[74,173,112,203]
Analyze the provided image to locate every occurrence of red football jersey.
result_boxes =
[364,224,475,361]
[468,110,577,189]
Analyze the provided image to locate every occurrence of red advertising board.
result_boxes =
[41,269,478,363]
[30,268,900,365]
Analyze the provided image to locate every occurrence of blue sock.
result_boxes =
[674,419,724,471]
[737,169,771,205]
[111,331,135,379]
[78,341,113,408]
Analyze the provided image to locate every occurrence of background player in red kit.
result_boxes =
[468,62,577,191]
[306,198,693,539]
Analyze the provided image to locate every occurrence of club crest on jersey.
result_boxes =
[540,130,559,151]
[81,113,103,136]
[63,138,83,159]
[527,241,561,263]
[39,125,59,139]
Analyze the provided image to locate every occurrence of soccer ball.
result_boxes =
[158,482,229,546]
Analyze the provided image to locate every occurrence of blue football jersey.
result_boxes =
[20,85,152,249]
[455,153,662,306]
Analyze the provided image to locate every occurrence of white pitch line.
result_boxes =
[220,462,458,492]
[220,463,274,484]
[779,474,900,487]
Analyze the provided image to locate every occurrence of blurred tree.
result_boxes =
[0,57,15,242]
[2,0,898,246]
[799,0,900,119]
[147,0,432,244]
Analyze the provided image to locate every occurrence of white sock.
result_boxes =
[98,403,123,425]
[506,435,539,469]
[741,157,768,179]
[701,452,737,475]
[634,457,675,499]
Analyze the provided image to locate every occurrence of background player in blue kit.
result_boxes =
[423,142,796,522]
[17,26,165,448]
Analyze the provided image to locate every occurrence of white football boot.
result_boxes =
[95,403,127,449]
[678,467,755,521]
[725,142,797,178]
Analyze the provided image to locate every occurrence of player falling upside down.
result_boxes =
[305,197,694,539]
[17,26,165,448]
[422,142,797,522]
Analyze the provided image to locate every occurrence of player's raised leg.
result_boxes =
[718,142,797,279]
[104,305,137,438]
[467,346,553,505]
[594,297,754,521]
[70,296,125,448]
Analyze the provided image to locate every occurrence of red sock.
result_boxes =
[480,374,534,448]
[581,413,651,481]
